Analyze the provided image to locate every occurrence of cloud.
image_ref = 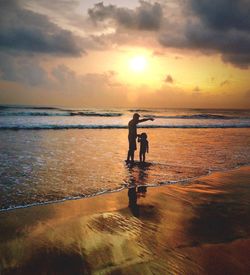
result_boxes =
[0,53,50,86]
[49,65,128,106]
[189,0,250,31]
[51,64,77,84]
[28,0,79,13]
[86,0,250,68]
[0,0,83,56]
[159,0,250,69]
[164,74,174,84]
[88,1,163,31]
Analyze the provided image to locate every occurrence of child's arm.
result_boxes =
[146,141,149,153]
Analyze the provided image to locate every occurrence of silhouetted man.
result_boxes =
[126,113,154,163]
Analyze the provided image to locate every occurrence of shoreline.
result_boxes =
[1,163,250,213]
[1,166,250,274]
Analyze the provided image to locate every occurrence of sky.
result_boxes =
[0,0,249,108]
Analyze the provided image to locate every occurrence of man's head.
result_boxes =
[133,113,140,121]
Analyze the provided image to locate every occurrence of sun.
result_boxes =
[129,56,147,72]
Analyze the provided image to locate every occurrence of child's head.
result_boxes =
[140,132,147,140]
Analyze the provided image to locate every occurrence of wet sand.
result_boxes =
[0,166,250,275]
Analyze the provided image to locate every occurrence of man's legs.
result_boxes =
[127,150,131,162]
[130,150,135,162]
[127,149,135,162]
[127,137,136,162]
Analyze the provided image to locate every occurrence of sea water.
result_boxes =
[0,106,250,210]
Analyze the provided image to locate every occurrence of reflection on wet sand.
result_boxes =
[0,167,250,275]
[127,162,149,217]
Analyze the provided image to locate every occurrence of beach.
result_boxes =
[1,166,250,275]
[0,107,250,274]
[1,0,250,273]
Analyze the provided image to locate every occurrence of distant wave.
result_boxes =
[128,109,153,112]
[1,124,249,130]
[0,105,123,115]
[0,105,60,110]
[0,112,69,116]
[69,111,123,117]
[0,111,123,117]
[2,111,248,119]
[143,114,246,120]
[3,112,246,119]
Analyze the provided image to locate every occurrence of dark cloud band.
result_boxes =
[159,0,250,68]
[0,0,82,56]
[88,1,163,31]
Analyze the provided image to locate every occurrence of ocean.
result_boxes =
[0,105,250,211]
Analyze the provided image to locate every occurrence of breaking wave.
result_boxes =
[144,114,249,120]
[0,111,123,117]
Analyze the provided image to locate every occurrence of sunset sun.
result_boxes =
[129,56,147,72]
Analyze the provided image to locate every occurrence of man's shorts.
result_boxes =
[128,136,137,150]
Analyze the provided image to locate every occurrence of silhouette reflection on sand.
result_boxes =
[126,162,150,217]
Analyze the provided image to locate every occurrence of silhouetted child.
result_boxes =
[138,132,149,163]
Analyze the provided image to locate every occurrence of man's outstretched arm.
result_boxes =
[137,118,154,123]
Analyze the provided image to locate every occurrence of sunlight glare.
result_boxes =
[129,56,147,72]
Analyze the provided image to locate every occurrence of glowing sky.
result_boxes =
[0,0,249,108]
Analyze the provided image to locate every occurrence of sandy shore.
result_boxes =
[0,166,250,275]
